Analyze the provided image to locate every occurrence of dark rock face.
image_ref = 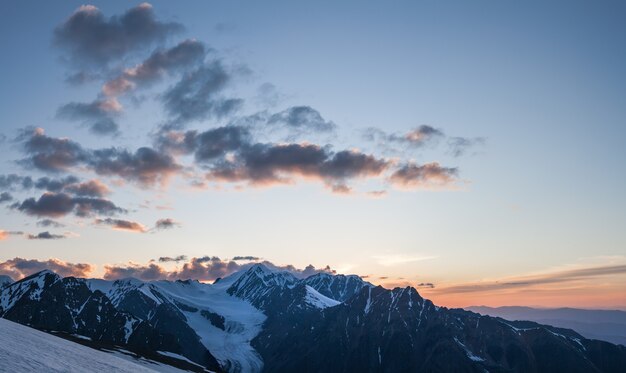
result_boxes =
[2,265,626,373]
[303,272,371,302]
[0,271,221,372]
[249,284,626,373]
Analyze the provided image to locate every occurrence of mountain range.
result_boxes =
[468,306,626,347]
[1,264,625,372]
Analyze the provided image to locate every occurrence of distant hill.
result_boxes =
[468,306,626,346]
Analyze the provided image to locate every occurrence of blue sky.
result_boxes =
[0,1,625,308]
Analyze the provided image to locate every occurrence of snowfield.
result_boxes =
[0,318,186,373]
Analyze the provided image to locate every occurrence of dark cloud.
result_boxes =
[194,126,251,161]
[0,257,94,280]
[13,192,125,218]
[18,128,87,172]
[27,231,66,240]
[154,218,180,230]
[403,125,444,145]
[54,3,183,68]
[56,98,121,136]
[155,126,251,160]
[0,192,13,204]
[162,62,243,127]
[0,174,34,190]
[37,219,65,228]
[389,162,458,189]
[103,263,169,281]
[447,136,486,157]
[18,129,181,187]
[363,125,444,150]
[155,125,390,191]
[153,129,200,155]
[267,106,336,132]
[95,218,146,233]
[232,256,260,261]
[103,39,206,96]
[255,83,283,107]
[1,173,109,198]
[33,176,80,192]
[64,179,111,197]
[206,142,389,189]
[416,282,435,288]
[89,147,182,186]
[158,255,187,263]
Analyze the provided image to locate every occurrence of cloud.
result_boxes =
[154,218,180,230]
[388,162,458,189]
[231,256,260,261]
[18,128,87,172]
[27,231,66,240]
[103,257,335,282]
[403,125,444,145]
[373,254,438,266]
[18,129,182,187]
[192,126,252,161]
[88,147,182,186]
[33,176,80,192]
[434,264,626,295]
[103,262,169,281]
[103,39,206,96]
[156,125,391,191]
[205,142,390,189]
[162,62,243,127]
[0,174,34,190]
[56,98,121,136]
[37,219,65,228]
[13,192,125,218]
[0,230,7,241]
[0,257,94,280]
[267,106,336,133]
[54,3,183,68]
[416,282,435,288]
[64,179,111,197]
[95,218,146,233]
[0,192,13,204]
[1,173,110,198]
[364,125,444,149]
[447,137,486,157]
[158,255,187,263]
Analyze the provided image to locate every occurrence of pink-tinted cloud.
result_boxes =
[95,218,147,233]
[388,162,458,189]
[0,257,94,280]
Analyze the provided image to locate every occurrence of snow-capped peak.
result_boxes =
[304,285,340,309]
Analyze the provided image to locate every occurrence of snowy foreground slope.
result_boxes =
[1,264,626,372]
[0,318,187,373]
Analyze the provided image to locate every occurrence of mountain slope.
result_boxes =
[0,317,187,372]
[0,270,222,372]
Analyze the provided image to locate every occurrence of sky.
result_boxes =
[0,0,625,309]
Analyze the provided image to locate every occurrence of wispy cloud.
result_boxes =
[433,263,626,295]
[373,254,438,266]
